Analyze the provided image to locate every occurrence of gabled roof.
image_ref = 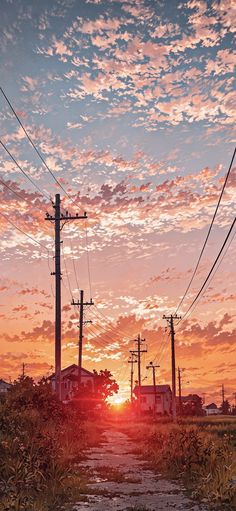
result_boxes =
[134,385,171,394]
[49,364,94,379]
[205,402,218,409]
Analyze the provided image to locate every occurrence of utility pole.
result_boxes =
[131,334,147,415]
[45,194,87,400]
[178,367,184,415]
[128,351,137,403]
[22,363,25,378]
[72,290,93,387]
[222,383,225,407]
[146,361,160,415]
[132,334,147,386]
[233,392,236,407]
[163,314,181,420]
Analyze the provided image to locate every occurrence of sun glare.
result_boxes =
[109,395,126,407]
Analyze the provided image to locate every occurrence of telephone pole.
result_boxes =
[131,334,147,415]
[163,314,181,420]
[178,367,183,415]
[146,361,160,414]
[128,351,137,403]
[45,193,87,400]
[222,383,225,405]
[233,392,236,407]
[72,290,93,387]
[131,334,147,386]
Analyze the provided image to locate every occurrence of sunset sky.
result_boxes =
[0,0,235,405]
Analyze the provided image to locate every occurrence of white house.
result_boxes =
[0,379,12,393]
[134,385,172,415]
[49,364,95,401]
[204,403,221,416]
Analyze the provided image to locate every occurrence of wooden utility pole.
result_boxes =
[128,351,137,402]
[233,392,236,407]
[131,334,147,414]
[46,194,87,400]
[178,367,182,415]
[146,361,160,414]
[222,383,225,406]
[132,334,147,386]
[163,314,181,420]
[72,290,93,387]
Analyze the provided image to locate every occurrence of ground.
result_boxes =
[73,428,208,511]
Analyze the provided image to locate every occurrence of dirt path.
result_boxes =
[74,429,208,511]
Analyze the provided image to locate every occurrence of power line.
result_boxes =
[62,244,74,300]
[89,307,129,343]
[0,140,51,201]
[178,216,236,324]
[0,210,50,252]
[0,87,72,200]
[85,220,92,299]
[176,147,236,314]
[176,223,236,328]
[0,178,28,202]
[93,304,132,338]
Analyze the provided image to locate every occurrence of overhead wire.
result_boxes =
[62,243,74,301]
[177,215,236,325]
[0,210,50,252]
[89,306,129,344]
[0,87,72,201]
[176,221,236,329]
[0,139,51,202]
[175,146,236,314]
[85,219,92,299]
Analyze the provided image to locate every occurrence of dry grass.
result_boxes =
[117,417,236,508]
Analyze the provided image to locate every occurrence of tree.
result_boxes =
[181,394,204,416]
[220,399,230,415]
[93,369,119,401]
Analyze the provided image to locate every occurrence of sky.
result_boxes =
[0,0,235,405]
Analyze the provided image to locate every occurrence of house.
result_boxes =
[0,379,12,393]
[134,385,172,415]
[49,364,94,402]
[204,402,220,416]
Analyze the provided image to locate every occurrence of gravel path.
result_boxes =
[73,429,208,511]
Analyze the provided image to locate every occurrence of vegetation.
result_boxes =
[0,376,103,511]
[121,417,236,508]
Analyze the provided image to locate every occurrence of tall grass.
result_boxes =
[122,419,236,507]
[0,377,102,511]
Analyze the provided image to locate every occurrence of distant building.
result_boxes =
[49,364,95,401]
[134,384,172,415]
[204,403,220,416]
[0,379,12,393]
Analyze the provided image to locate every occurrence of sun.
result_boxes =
[108,395,126,407]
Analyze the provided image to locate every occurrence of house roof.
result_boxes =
[0,379,11,386]
[49,364,94,380]
[134,385,171,394]
[205,402,218,409]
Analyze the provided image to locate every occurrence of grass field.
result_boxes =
[115,415,236,508]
